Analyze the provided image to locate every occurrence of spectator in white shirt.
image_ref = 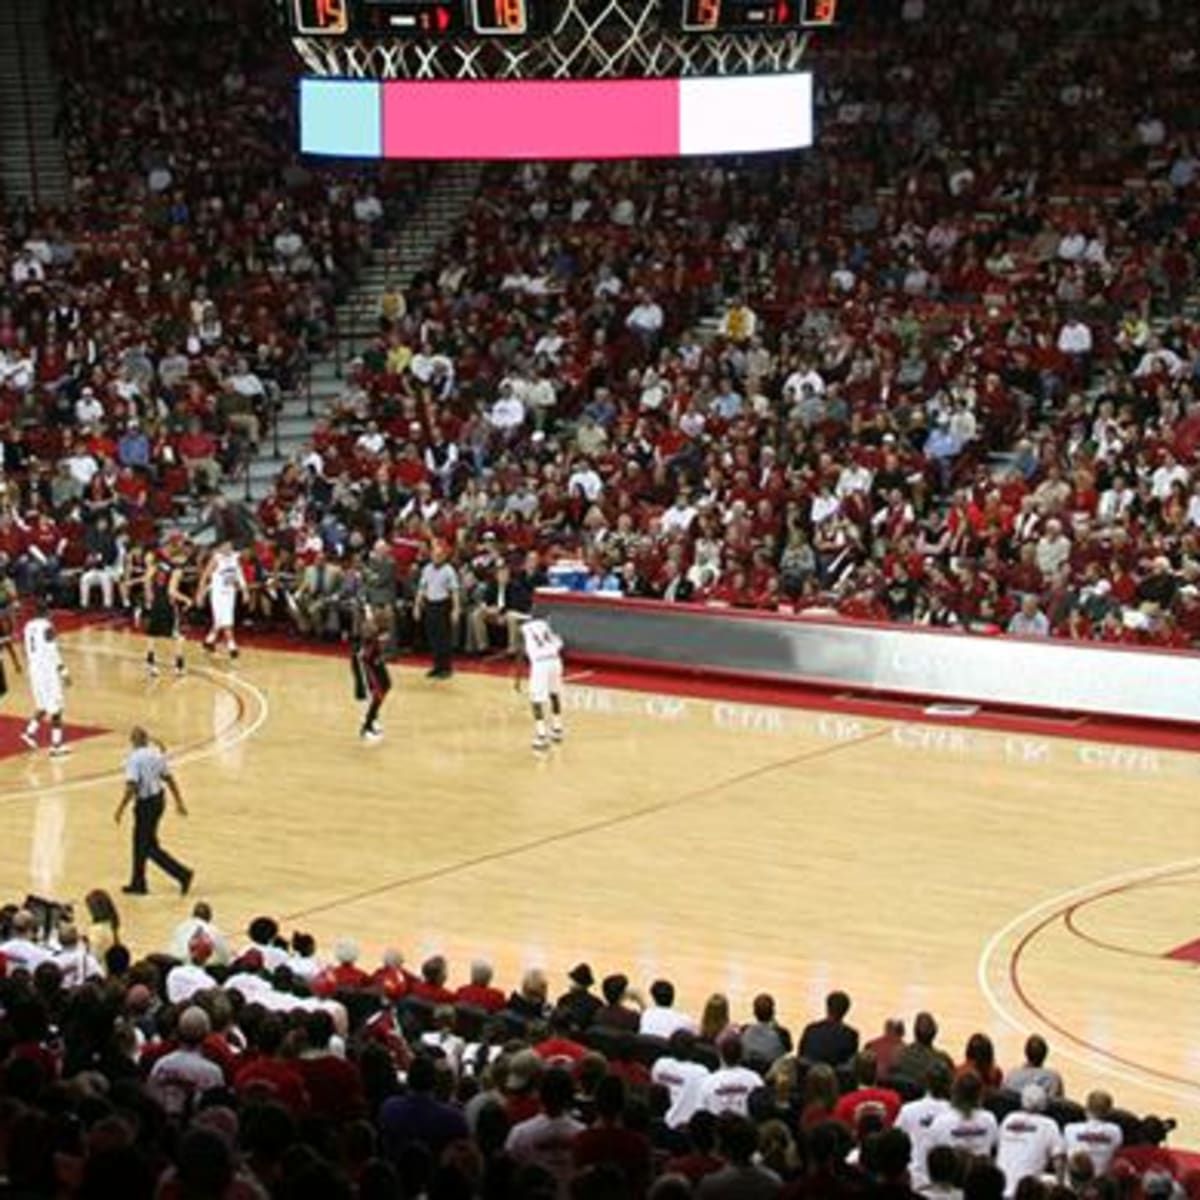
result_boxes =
[1057,318,1093,357]
[997,1085,1065,1197]
[169,901,232,965]
[1063,1091,1123,1176]
[640,979,697,1039]
[356,421,387,456]
[698,1035,764,1117]
[661,493,699,535]
[488,386,526,436]
[505,1064,584,1197]
[626,292,664,345]
[149,1006,225,1118]
[1034,518,1072,576]
[11,250,46,286]
[166,932,218,1004]
[1007,594,1051,638]
[52,925,103,988]
[75,387,104,427]
[1057,228,1087,262]
[567,460,604,504]
[1151,450,1189,500]
[927,1072,999,1160]
[0,910,52,974]
[897,1064,954,1189]
[652,1030,711,1128]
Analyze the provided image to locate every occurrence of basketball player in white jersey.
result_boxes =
[20,597,71,757]
[197,541,248,659]
[519,614,565,751]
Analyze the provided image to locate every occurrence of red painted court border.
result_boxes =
[1007,863,1200,1092]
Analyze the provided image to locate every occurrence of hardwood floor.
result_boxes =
[2,625,1197,1139]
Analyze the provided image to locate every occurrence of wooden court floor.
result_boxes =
[1,625,1198,1139]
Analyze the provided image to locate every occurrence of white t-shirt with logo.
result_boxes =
[928,1106,999,1159]
[997,1111,1064,1196]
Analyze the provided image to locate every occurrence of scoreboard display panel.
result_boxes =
[290,0,541,37]
[669,0,836,31]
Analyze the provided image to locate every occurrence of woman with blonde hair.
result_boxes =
[699,993,732,1044]
[800,1062,839,1129]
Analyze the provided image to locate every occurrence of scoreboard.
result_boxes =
[290,0,541,37]
[289,0,836,36]
[672,0,837,31]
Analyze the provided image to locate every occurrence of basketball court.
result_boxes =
[0,624,1196,1137]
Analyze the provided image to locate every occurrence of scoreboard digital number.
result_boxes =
[290,0,538,37]
[673,0,836,31]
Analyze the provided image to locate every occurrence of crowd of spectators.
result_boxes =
[235,0,1200,652]
[0,895,1189,1199]
[0,0,427,599]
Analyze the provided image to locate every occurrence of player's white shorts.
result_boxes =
[30,669,63,715]
[529,657,563,704]
[210,591,236,629]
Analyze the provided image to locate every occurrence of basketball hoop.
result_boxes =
[293,0,809,79]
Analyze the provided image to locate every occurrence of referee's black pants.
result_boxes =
[130,793,189,890]
[424,599,453,676]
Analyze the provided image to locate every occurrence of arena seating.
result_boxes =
[0,897,1191,1199]
[0,0,428,581]
[248,0,1200,649]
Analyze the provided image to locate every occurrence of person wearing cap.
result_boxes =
[115,725,192,896]
[997,1084,1065,1196]
[555,962,602,1031]
[415,540,460,679]
[166,932,218,1003]
[169,901,231,966]
[149,1006,224,1118]
[1063,1091,1123,1175]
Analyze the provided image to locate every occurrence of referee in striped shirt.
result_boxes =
[115,727,193,895]
[415,541,461,679]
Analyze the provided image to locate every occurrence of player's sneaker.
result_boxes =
[49,744,71,758]
[202,641,215,655]
[174,663,186,678]
[230,648,240,661]
[146,664,160,678]
[550,726,565,743]
[361,726,383,741]
[532,735,550,752]
[19,732,38,751]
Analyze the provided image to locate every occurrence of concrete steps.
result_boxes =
[0,0,70,206]
[219,162,484,504]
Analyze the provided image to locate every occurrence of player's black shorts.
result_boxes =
[146,602,177,639]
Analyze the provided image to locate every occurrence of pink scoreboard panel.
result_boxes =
[299,73,813,160]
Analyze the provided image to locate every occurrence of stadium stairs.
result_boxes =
[0,0,70,207]
[222,161,485,506]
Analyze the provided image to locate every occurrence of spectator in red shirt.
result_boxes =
[294,1011,366,1124]
[572,1074,653,1198]
[454,958,507,1014]
[831,1051,902,1130]
[410,955,455,1005]
[234,1014,310,1116]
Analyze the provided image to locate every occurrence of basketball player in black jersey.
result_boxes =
[351,610,392,741]
[143,543,191,677]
